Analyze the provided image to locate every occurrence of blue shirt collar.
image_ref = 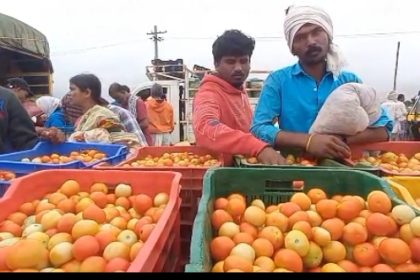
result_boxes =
[291,62,337,81]
[291,62,305,76]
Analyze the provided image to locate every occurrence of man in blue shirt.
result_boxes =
[251,5,391,159]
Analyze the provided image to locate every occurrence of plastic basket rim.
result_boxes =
[105,146,224,170]
[96,163,222,170]
[236,156,335,169]
[234,155,380,171]
[0,141,128,170]
[197,168,404,208]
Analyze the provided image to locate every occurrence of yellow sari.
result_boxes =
[69,105,139,147]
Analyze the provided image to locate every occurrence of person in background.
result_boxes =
[397,94,409,140]
[407,91,420,140]
[146,84,174,146]
[382,91,407,141]
[109,83,153,145]
[61,91,84,125]
[104,100,148,146]
[121,85,130,93]
[0,86,39,153]
[138,89,151,102]
[409,91,420,111]
[251,5,392,159]
[400,94,411,109]
[0,86,64,154]
[68,74,139,147]
[6,77,43,121]
[398,94,406,105]
[36,96,74,135]
[193,29,285,165]
[412,91,420,114]
[111,85,130,106]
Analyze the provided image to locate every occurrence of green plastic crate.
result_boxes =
[233,147,327,169]
[233,153,358,172]
[233,147,381,176]
[320,158,382,176]
[185,167,404,272]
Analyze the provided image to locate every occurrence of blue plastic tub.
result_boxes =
[0,141,128,174]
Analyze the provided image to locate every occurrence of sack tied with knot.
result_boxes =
[309,83,381,136]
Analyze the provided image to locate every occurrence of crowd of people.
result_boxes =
[2,4,417,165]
[0,74,174,154]
[193,5,393,165]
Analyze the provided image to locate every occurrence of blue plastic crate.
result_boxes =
[0,141,128,174]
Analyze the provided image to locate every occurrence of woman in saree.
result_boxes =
[68,73,140,148]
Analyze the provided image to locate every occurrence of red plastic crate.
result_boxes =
[93,146,224,268]
[347,141,420,176]
[0,169,182,272]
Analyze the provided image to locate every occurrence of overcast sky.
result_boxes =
[2,0,420,100]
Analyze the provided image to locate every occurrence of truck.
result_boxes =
[131,59,270,144]
[0,13,53,96]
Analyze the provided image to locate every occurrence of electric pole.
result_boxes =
[393,41,400,91]
[147,25,167,60]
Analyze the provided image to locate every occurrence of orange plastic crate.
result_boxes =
[0,169,182,272]
[347,141,420,176]
[94,146,224,268]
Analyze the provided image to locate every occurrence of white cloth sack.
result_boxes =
[309,83,381,136]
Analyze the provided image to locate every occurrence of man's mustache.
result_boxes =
[306,46,322,55]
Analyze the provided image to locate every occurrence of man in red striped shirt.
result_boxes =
[193,30,285,165]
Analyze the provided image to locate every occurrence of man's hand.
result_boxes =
[307,134,351,159]
[40,114,48,122]
[257,147,286,165]
[51,128,66,144]
[40,127,66,144]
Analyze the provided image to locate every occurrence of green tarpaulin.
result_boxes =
[0,13,50,59]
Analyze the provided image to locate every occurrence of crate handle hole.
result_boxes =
[264,180,304,192]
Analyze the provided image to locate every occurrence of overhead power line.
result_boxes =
[52,30,420,56]
[52,39,145,56]
[166,30,420,40]
[338,30,420,38]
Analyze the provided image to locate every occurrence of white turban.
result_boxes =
[387,91,398,101]
[284,5,347,77]
[36,96,60,117]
